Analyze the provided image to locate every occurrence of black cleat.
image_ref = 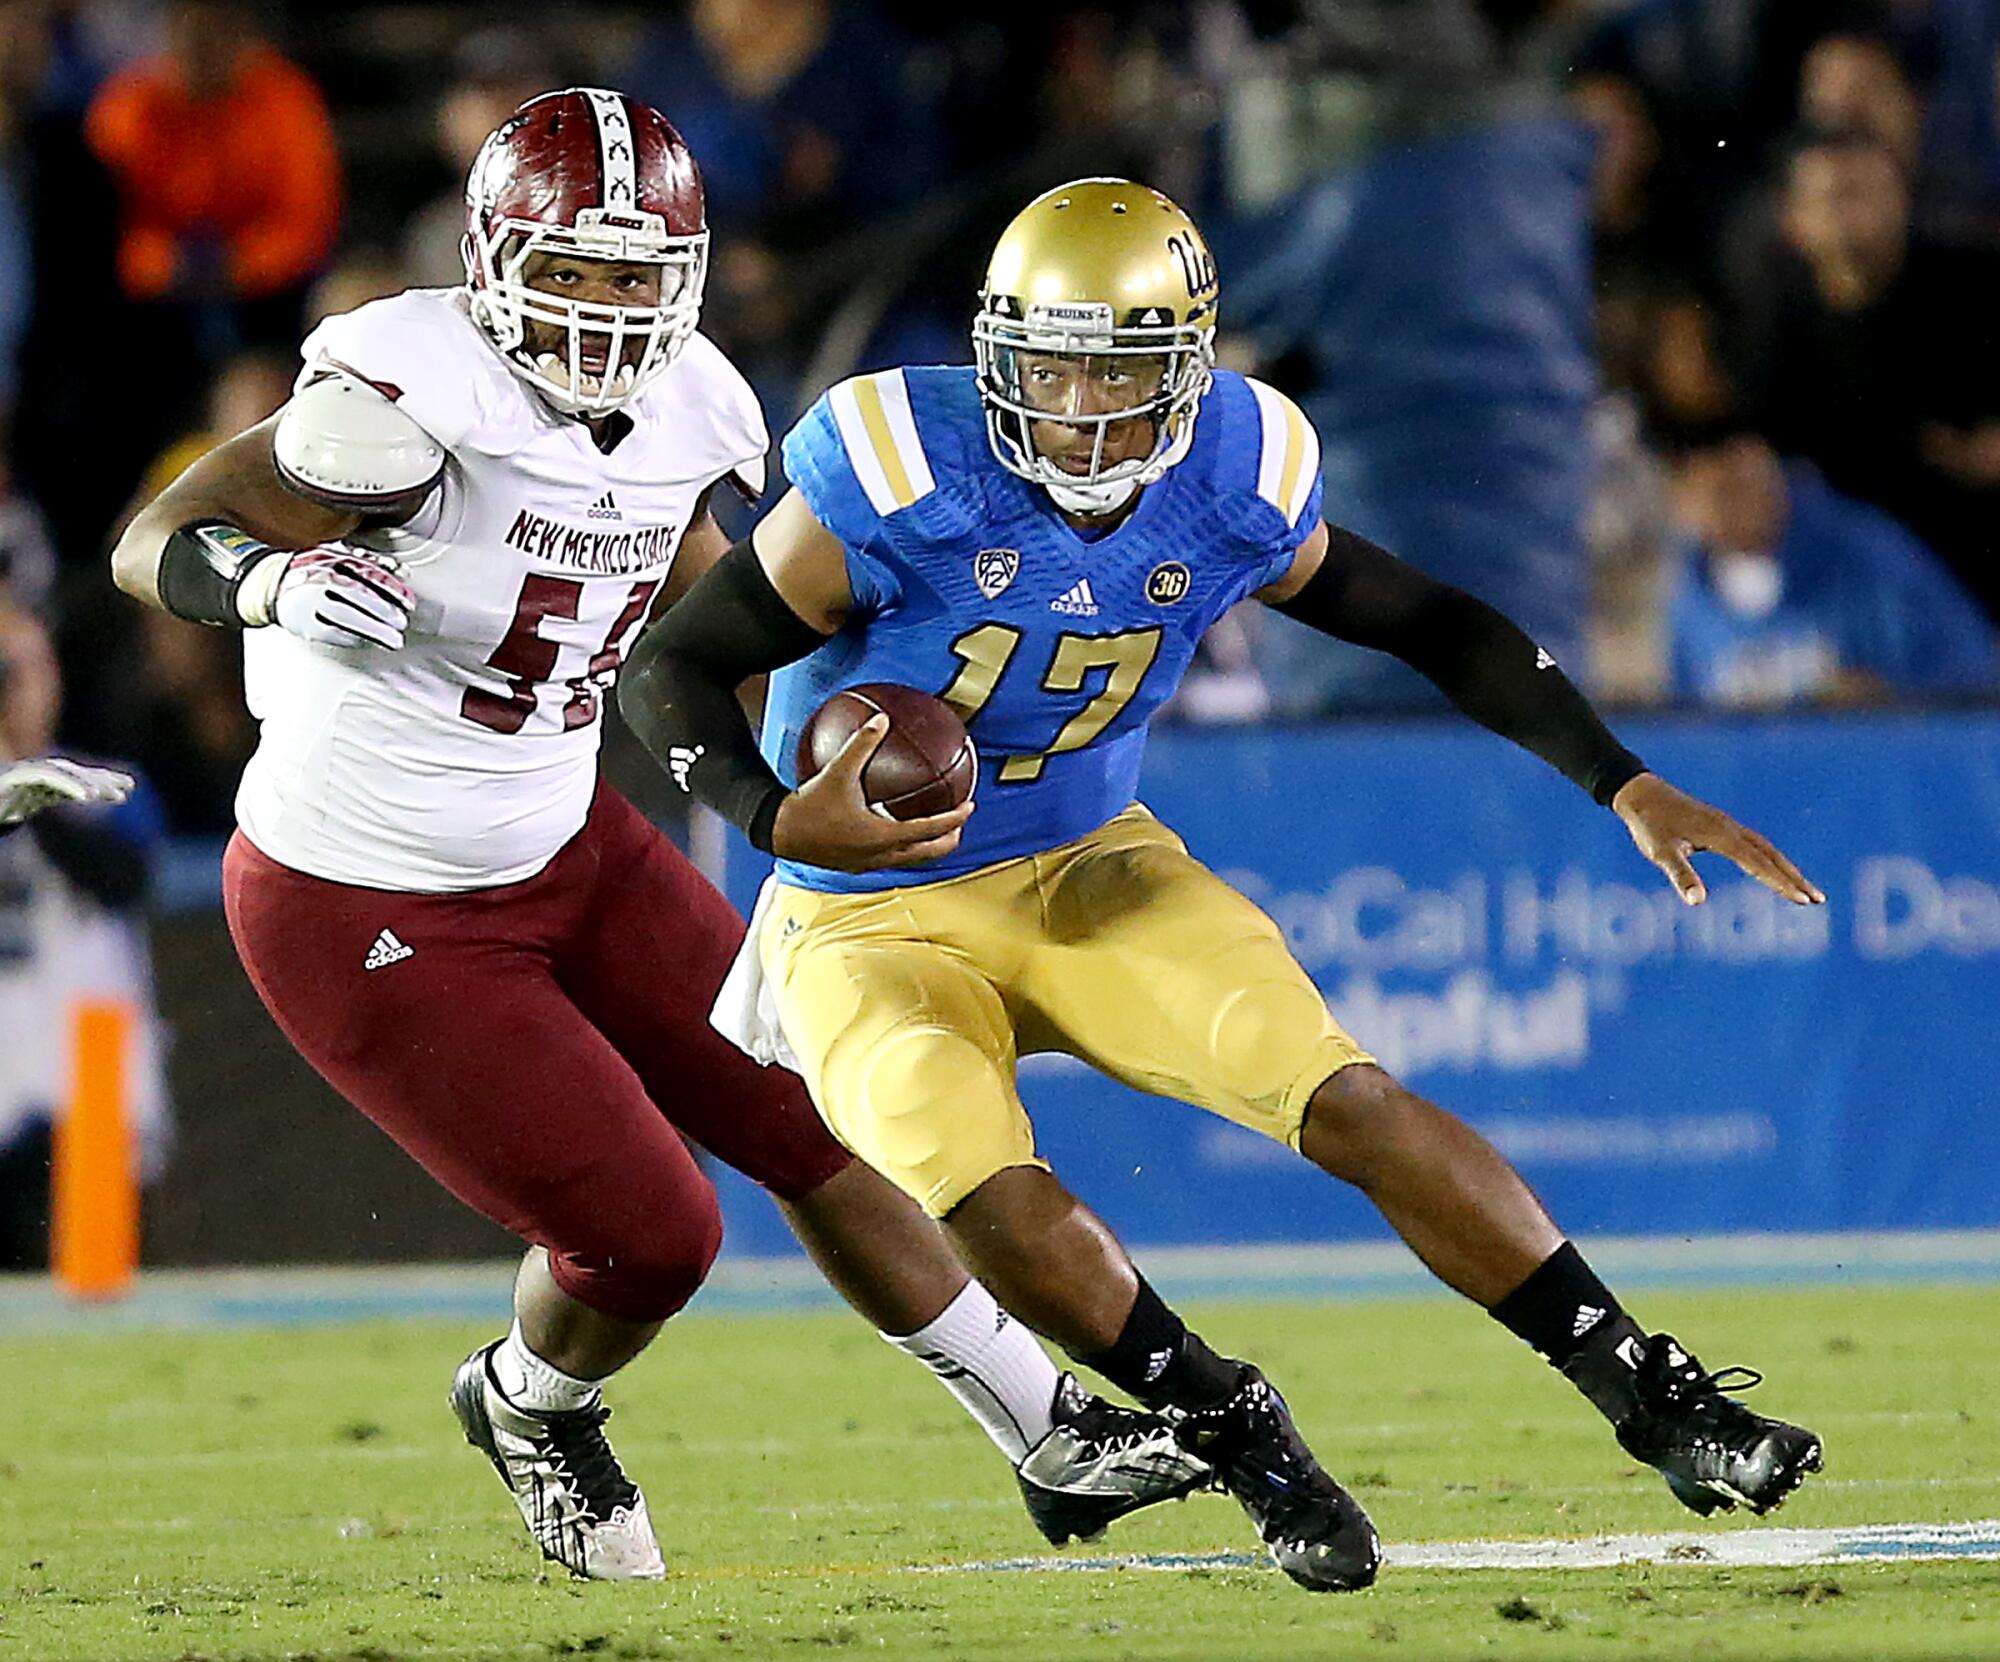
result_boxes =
[1172,1366,1381,1592]
[1615,1333,1824,1517]
[1016,1374,1213,1546]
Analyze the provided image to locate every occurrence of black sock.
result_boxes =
[1490,1242,1643,1424]
[1490,1241,1625,1364]
[1077,1277,1242,1412]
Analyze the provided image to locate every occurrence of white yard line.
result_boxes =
[921,1519,2000,1576]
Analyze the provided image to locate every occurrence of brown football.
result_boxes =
[796,683,977,820]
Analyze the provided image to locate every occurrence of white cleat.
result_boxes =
[449,1341,665,1580]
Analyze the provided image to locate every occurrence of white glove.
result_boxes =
[240,549,414,650]
[0,758,136,827]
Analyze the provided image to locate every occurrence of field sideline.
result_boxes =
[2,1266,1997,1660]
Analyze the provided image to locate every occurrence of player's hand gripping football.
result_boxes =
[1612,773,1824,908]
[772,714,973,873]
[268,550,415,650]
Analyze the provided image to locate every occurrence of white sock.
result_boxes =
[490,1320,602,1414]
[883,1280,1059,1464]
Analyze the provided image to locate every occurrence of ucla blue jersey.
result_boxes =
[766,364,1325,891]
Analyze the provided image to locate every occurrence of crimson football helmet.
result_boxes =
[463,87,708,416]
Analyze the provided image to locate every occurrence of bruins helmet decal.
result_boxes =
[973,178,1218,515]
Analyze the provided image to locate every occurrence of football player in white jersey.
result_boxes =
[110,89,1209,1581]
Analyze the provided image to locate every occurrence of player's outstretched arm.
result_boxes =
[1258,522,1823,908]
[619,489,970,871]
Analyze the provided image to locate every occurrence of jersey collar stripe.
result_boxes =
[830,370,936,516]
[583,88,638,211]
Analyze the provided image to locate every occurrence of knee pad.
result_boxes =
[856,1023,998,1173]
[821,1021,1033,1217]
[1205,968,1336,1107]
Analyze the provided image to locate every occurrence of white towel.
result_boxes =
[710,874,800,1071]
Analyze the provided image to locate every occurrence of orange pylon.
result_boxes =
[51,1000,138,1299]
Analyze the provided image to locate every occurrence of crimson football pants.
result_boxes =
[222,783,850,1322]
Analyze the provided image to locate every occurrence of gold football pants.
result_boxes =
[761,805,1372,1217]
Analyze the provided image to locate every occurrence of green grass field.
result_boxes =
[3,1283,1997,1661]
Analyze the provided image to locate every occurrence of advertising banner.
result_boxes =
[714,713,2000,1253]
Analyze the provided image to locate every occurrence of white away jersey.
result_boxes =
[235,287,766,890]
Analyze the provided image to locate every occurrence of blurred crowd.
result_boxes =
[1577,0,2000,706]
[0,0,1996,843]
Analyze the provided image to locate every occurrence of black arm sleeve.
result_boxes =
[618,539,832,852]
[1273,525,1646,806]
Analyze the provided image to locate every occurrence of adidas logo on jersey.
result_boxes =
[1050,579,1100,617]
[1573,1303,1607,1339]
[587,490,624,522]
[364,929,414,971]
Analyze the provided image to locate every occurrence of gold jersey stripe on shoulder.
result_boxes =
[828,370,937,515]
[1248,379,1321,528]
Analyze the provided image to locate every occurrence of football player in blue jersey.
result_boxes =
[623,179,1827,1591]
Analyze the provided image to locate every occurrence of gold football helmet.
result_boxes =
[973,178,1218,515]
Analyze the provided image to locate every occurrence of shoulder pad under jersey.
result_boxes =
[297,288,509,453]
[274,372,446,518]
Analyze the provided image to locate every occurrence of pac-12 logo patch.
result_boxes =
[974,548,1020,600]
[1145,560,1192,606]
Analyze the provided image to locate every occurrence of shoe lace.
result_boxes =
[1697,1365,1765,1395]
[1653,1348,1774,1456]
[536,1403,640,1521]
[1067,1398,1174,1456]
[1659,1346,1765,1402]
